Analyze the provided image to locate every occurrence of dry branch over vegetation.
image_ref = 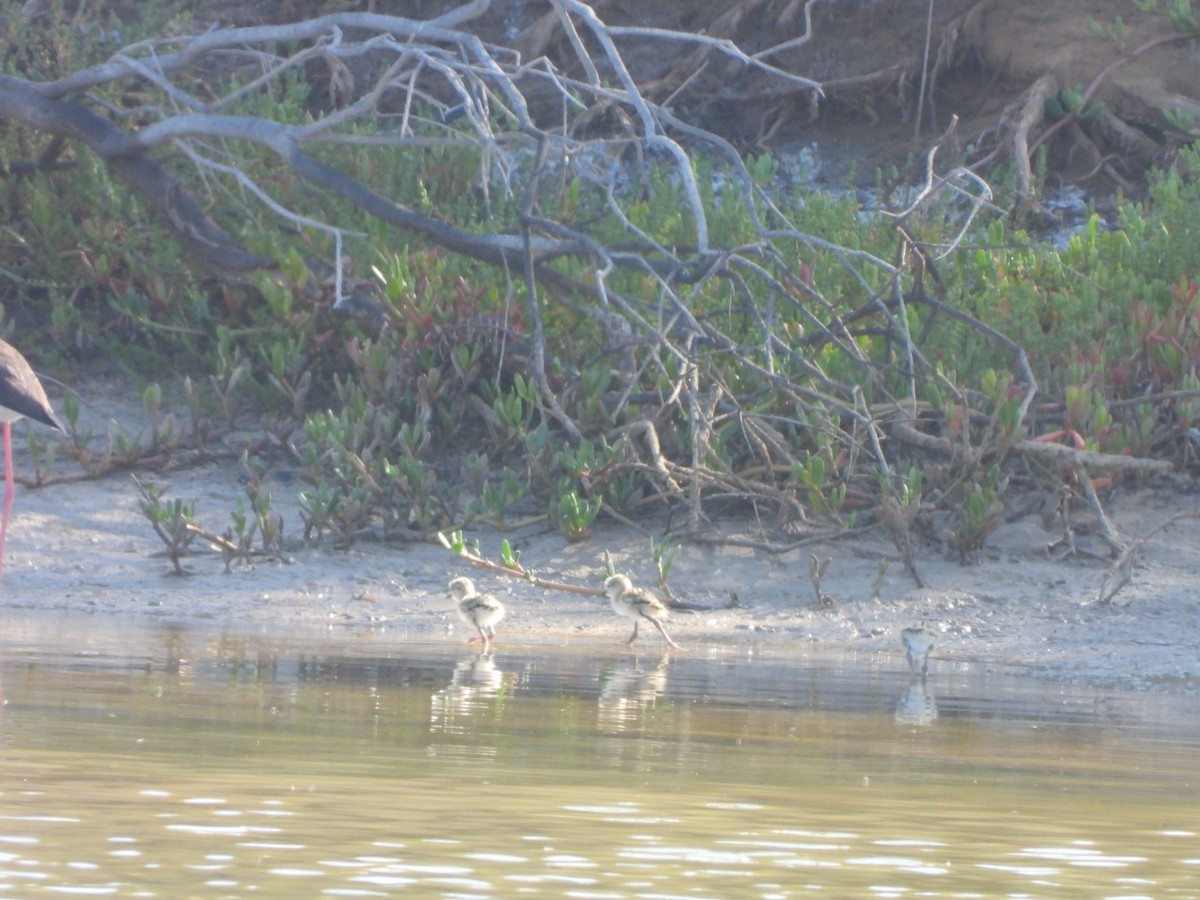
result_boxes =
[1,0,1198,582]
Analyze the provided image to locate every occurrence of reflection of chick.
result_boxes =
[448,576,506,651]
[600,654,670,706]
[450,654,505,694]
[895,676,938,726]
[603,574,681,650]
[598,654,671,732]
[900,625,936,675]
[430,654,513,734]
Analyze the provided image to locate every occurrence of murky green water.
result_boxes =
[0,611,1196,898]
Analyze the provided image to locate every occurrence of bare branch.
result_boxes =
[0,0,1085,558]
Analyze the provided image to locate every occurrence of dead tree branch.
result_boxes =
[2,0,1151,560]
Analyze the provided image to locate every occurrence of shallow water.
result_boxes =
[0,610,1197,898]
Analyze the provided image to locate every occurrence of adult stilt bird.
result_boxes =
[0,339,61,579]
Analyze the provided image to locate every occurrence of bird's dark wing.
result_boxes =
[0,343,61,430]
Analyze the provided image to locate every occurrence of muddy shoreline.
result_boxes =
[5,437,1197,696]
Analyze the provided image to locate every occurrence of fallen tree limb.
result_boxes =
[890,421,1174,474]
[0,75,273,275]
[1010,438,1174,474]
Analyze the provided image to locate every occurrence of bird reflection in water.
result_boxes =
[597,652,672,733]
[896,623,938,725]
[895,675,938,726]
[429,651,515,737]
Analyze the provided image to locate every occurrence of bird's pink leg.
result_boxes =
[648,616,682,650]
[625,621,640,644]
[0,421,12,582]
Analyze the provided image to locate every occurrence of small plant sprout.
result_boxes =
[499,538,522,571]
[60,390,80,431]
[59,390,117,478]
[550,488,602,542]
[485,373,536,446]
[224,497,256,571]
[944,464,1007,561]
[482,470,527,525]
[218,454,286,570]
[299,482,341,542]
[263,336,313,440]
[258,498,284,560]
[794,454,847,522]
[209,329,251,428]
[650,535,680,599]
[877,468,925,588]
[23,426,57,488]
[134,476,199,576]
[872,558,890,602]
[809,554,834,607]
[180,376,210,451]
[143,382,178,456]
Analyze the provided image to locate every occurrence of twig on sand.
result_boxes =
[1098,509,1200,605]
[439,530,605,597]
